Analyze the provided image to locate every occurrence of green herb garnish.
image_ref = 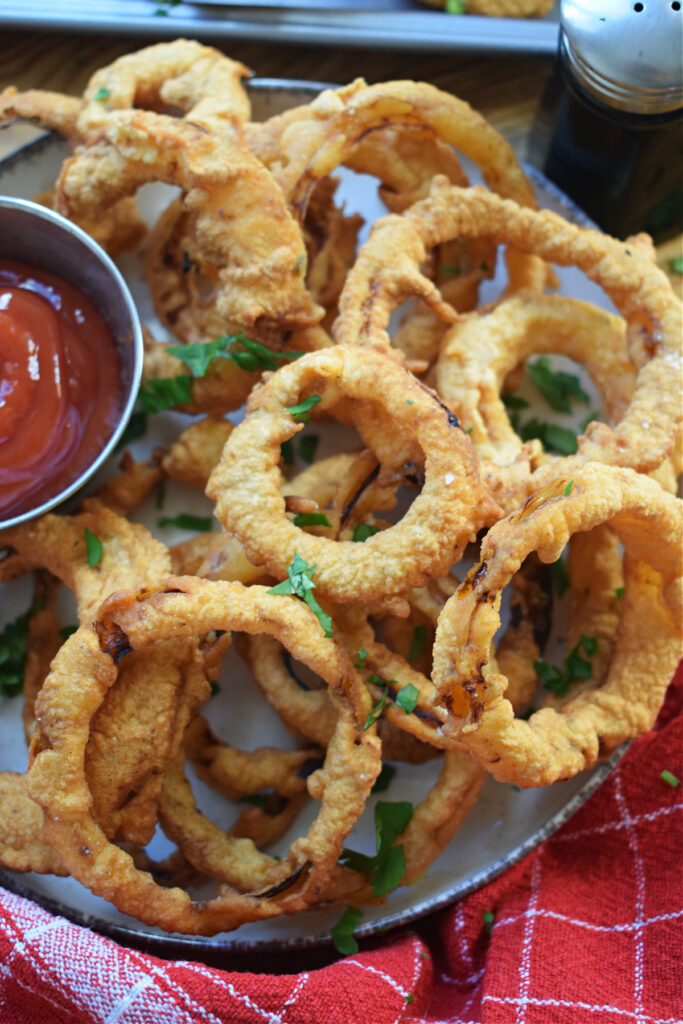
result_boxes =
[114,410,148,451]
[298,435,319,465]
[341,800,413,897]
[139,375,192,414]
[519,418,578,455]
[331,906,364,955]
[671,257,683,274]
[395,683,419,715]
[550,557,570,597]
[280,440,295,466]
[237,794,270,811]
[155,482,166,510]
[363,687,388,731]
[564,479,574,496]
[660,769,680,788]
[93,87,110,101]
[167,332,303,376]
[483,910,494,934]
[355,648,368,669]
[408,624,428,663]
[534,633,599,697]
[371,763,396,794]
[615,586,625,600]
[287,394,322,424]
[527,356,589,413]
[157,514,213,532]
[0,601,42,697]
[84,528,103,568]
[267,552,333,637]
[352,523,380,543]
[445,0,466,13]
[293,512,332,529]
[441,264,462,276]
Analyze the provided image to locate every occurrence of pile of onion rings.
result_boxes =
[0,39,680,941]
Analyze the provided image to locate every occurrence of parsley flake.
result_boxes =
[341,800,413,896]
[93,87,110,101]
[519,418,578,455]
[293,512,332,529]
[114,410,148,451]
[355,648,368,669]
[527,356,589,413]
[352,523,380,542]
[660,769,680,788]
[139,375,192,414]
[534,634,599,697]
[483,910,494,934]
[363,687,388,731]
[280,439,295,466]
[167,332,303,376]
[408,624,428,662]
[550,557,570,597]
[671,256,683,274]
[371,763,396,794]
[405,994,414,1005]
[287,394,322,424]
[237,793,270,810]
[395,683,419,714]
[331,906,364,955]
[615,586,625,600]
[564,479,574,496]
[0,601,42,698]
[298,434,319,464]
[441,264,462,276]
[267,552,333,637]
[445,0,466,13]
[157,514,213,533]
[84,528,103,568]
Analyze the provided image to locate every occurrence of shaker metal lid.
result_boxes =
[561,0,683,114]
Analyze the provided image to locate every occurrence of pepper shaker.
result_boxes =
[530,0,683,242]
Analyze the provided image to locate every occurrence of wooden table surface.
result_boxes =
[1,29,681,283]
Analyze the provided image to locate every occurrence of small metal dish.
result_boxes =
[0,195,143,529]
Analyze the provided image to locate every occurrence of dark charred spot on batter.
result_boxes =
[415,378,462,430]
[95,620,133,664]
[340,463,381,528]
[297,756,324,779]
[181,250,197,275]
[258,865,305,899]
[283,649,310,691]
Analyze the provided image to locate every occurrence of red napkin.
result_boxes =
[2,663,681,1024]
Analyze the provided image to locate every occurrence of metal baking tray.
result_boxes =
[0,0,560,54]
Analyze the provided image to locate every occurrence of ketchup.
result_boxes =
[0,259,122,518]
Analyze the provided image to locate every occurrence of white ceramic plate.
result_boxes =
[0,79,624,956]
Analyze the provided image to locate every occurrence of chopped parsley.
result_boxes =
[445,0,466,13]
[352,523,380,543]
[280,440,295,466]
[671,256,683,274]
[114,409,148,451]
[395,682,419,714]
[441,264,462,276]
[167,332,303,376]
[293,512,332,529]
[363,687,388,731]
[615,586,625,600]
[287,394,322,424]
[371,763,396,794]
[550,557,570,597]
[267,552,333,637]
[139,375,192,414]
[341,800,413,897]
[564,479,574,496]
[331,906,364,955]
[405,994,414,1005]
[502,393,530,413]
[527,356,589,413]
[660,769,680,788]
[408,624,428,663]
[93,87,110,101]
[483,910,494,934]
[534,633,599,697]
[519,418,578,455]
[298,434,319,465]
[84,528,103,568]
[157,514,213,533]
[0,601,42,697]
[355,648,368,669]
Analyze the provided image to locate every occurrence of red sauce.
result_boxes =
[0,259,122,518]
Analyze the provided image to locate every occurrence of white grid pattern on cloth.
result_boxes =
[494,907,683,935]
[551,801,682,844]
[515,849,543,1024]
[277,970,310,1023]
[612,770,648,1024]
[483,995,683,1023]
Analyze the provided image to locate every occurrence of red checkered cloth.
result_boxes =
[2,664,681,1024]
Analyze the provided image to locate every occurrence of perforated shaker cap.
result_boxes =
[560,0,683,114]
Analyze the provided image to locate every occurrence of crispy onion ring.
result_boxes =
[207,346,497,603]
[339,181,682,481]
[56,110,320,333]
[432,464,682,786]
[29,578,380,934]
